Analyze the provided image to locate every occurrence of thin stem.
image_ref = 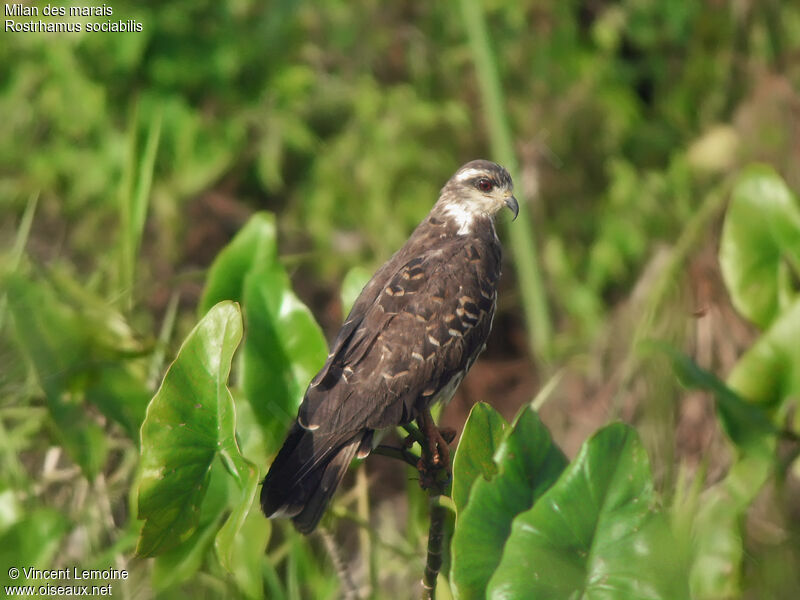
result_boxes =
[421,496,447,600]
[318,526,360,600]
[458,0,552,364]
[402,422,426,446]
[415,409,454,600]
[372,445,420,468]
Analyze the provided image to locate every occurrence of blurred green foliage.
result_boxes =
[2,0,800,598]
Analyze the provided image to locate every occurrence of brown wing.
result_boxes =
[298,222,501,437]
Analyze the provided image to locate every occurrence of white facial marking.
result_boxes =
[454,168,487,182]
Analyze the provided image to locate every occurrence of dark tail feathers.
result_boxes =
[260,422,360,534]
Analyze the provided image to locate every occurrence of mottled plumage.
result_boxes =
[261,160,517,533]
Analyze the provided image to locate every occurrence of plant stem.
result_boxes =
[318,526,360,600]
[421,495,447,600]
[458,0,552,364]
[373,444,420,468]
[402,422,426,446]
[386,422,453,599]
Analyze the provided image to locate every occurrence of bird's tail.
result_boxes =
[260,422,360,534]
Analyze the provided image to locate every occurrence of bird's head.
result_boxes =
[436,160,518,233]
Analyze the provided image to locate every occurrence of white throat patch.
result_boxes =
[442,203,475,235]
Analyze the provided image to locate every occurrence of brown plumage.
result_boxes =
[261,160,518,533]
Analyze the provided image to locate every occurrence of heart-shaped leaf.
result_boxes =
[199,212,327,454]
[198,213,278,316]
[240,260,327,453]
[137,301,252,557]
[216,494,271,598]
[451,406,567,600]
[151,462,230,590]
[720,165,800,329]
[451,402,508,514]
[487,423,689,599]
[727,297,800,417]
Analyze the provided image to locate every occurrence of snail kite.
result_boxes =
[261,160,518,533]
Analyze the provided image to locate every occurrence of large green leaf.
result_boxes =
[216,493,271,599]
[198,212,278,316]
[720,166,800,329]
[215,453,263,577]
[727,297,800,418]
[151,462,230,590]
[487,424,689,600]
[451,402,508,514]
[199,212,327,454]
[451,406,567,600]
[137,301,254,557]
[690,452,772,599]
[240,258,327,453]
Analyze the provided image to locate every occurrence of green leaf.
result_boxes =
[241,259,327,454]
[84,365,151,441]
[216,494,271,599]
[151,514,224,590]
[198,212,327,454]
[727,297,800,418]
[215,457,262,575]
[720,165,800,328]
[451,406,567,600]
[137,301,248,557]
[487,424,689,600]
[690,453,772,599]
[199,212,278,315]
[151,462,230,590]
[451,402,508,514]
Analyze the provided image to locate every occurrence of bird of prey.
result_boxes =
[261,159,518,533]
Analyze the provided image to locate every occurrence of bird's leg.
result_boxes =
[418,407,449,468]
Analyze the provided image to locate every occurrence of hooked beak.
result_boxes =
[505,195,519,220]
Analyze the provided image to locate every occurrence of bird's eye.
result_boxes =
[476,178,493,192]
